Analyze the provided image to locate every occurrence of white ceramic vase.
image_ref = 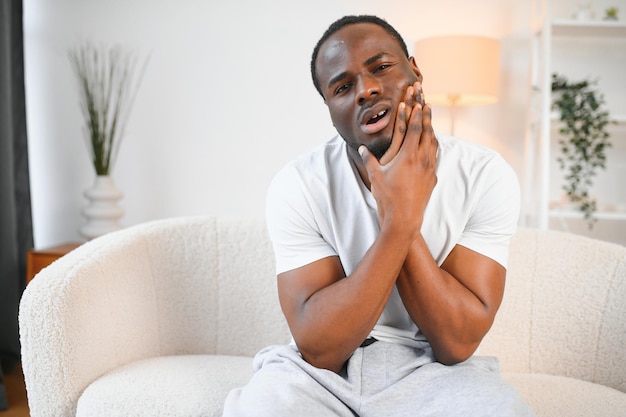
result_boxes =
[80,175,124,240]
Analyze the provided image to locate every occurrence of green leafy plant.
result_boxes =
[69,43,148,175]
[605,7,619,20]
[551,73,612,228]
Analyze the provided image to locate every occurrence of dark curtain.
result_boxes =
[0,0,33,409]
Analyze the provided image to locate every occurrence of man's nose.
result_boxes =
[356,74,380,105]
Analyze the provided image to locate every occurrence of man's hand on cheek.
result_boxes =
[379,81,426,165]
[358,86,438,231]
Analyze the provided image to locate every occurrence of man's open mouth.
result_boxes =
[367,109,388,124]
[360,106,392,135]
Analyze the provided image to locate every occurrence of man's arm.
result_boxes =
[277,227,412,373]
[278,90,437,373]
[362,82,511,366]
[396,239,505,365]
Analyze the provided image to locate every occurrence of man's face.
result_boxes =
[315,23,422,159]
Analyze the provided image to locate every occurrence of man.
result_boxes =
[223,15,535,416]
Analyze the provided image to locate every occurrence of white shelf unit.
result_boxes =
[525,0,626,235]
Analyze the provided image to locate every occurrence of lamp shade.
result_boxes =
[414,35,500,106]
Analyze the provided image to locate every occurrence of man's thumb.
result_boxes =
[358,145,371,162]
[359,145,379,173]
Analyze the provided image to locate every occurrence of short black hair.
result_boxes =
[310,15,409,98]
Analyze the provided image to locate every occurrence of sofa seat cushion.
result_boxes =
[76,355,253,417]
[75,356,626,417]
[503,372,626,417]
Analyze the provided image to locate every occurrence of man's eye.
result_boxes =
[374,64,390,72]
[335,84,351,95]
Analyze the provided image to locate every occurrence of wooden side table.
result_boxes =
[26,243,82,284]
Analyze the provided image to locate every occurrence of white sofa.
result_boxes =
[19,216,626,417]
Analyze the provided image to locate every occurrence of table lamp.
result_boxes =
[414,35,500,135]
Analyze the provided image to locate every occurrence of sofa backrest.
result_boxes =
[480,227,626,392]
[139,216,292,357]
[160,218,625,392]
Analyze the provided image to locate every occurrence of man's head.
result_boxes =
[311,15,422,160]
[310,15,410,98]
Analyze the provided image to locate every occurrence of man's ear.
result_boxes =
[409,56,423,82]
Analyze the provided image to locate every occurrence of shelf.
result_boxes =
[549,209,626,221]
[525,1,626,233]
[550,114,626,124]
[552,19,626,37]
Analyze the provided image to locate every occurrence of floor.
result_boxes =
[1,363,29,417]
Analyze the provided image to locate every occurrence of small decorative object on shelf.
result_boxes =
[551,73,613,228]
[604,7,619,21]
[68,42,148,239]
[574,2,593,21]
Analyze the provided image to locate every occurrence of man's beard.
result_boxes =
[368,139,391,161]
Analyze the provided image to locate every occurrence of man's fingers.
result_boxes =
[402,101,424,156]
[380,102,409,165]
[414,82,425,107]
[358,145,378,172]
[420,104,438,157]
[380,82,430,165]
[418,104,439,166]
[420,103,433,145]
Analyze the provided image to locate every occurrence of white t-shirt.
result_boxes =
[266,133,520,348]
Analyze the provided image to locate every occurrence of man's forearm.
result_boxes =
[288,225,414,372]
[395,235,502,365]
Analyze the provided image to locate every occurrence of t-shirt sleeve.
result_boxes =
[265,164,338,275]
[457,155,521,269]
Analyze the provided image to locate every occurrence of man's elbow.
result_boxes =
[433,341,480,366]
[299,348,348,374]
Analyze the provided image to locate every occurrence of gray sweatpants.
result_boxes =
[222,341,536,416]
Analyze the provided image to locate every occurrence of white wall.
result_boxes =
[24,0,534,247]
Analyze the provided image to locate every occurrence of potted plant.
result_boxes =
[68,42,148,239]
[551,73,613,228]
[69,43,147,176]
[604,7,619,20]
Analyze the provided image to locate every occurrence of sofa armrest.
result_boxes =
[481,228,626,393]
[19,229,164,417]
[19,215,290,417]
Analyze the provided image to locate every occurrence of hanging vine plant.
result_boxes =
[551,73,612,228]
